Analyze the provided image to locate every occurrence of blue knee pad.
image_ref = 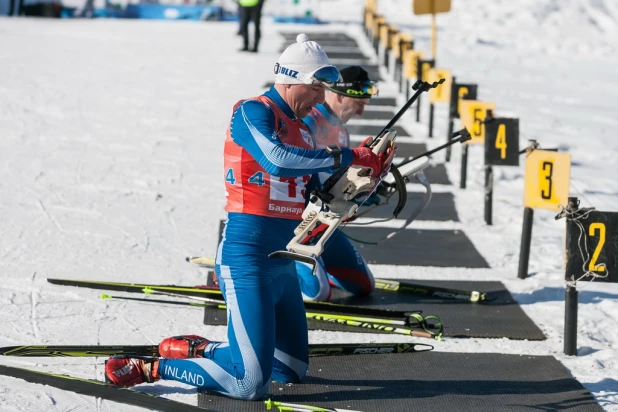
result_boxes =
[295,258,330,301]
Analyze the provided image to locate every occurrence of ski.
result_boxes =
[99,293,441,338]
[374,279,490,302]
[0,364,213,412]
[47,278,225,299]
[48,278,423,319]
[265,398,362,411]
[308,315,440,340]
[0,344,158,357]
[187,256,490,302]
[0,342,432,358]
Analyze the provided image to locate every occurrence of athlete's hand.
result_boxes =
[351,137,382,178]
[351,137,395,178]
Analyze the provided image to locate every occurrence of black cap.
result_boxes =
[329,66,378,98]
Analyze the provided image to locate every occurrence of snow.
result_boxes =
[1,0,618,410]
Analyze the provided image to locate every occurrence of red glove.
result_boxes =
[350,137,385,178]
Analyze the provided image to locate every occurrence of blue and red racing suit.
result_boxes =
[157,87,355,400]
[296,102,375,302]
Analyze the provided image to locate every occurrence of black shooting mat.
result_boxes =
[380,141,452,185]
[343,226,490,268]
[360,109,395,120]
[202,279,544,340]
[319,45,366,53]
[362,191,459,222]
[278,47,369,61]
[419,164,450,185]
[279,32,355,42]
[368,96,396,106]
[197,352,599,412]
[282,38,360,46]
[260,80,390,91]
[346,124,410,137]
[325,52,371,61]
[332,65,382,81]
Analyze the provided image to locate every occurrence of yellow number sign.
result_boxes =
[420,61,433,81]
[365,9,374,31]
[390,32,401,56]
[524,150,571,211]
[404,49,424,79]
[428,68,452,103]
[394,34,413,59]
[413,0,451,15]
[381,24,395,48]
[459,100,495,143]
[373,16,386,38]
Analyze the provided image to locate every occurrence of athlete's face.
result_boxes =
[338,96,370,124]
[287,84,326,118]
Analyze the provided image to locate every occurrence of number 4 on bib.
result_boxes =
[225,168,236,185]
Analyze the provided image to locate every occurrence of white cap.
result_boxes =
[274,33,333,85]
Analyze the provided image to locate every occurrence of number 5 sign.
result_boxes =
[523,150,571,211]
[460,100,495,143]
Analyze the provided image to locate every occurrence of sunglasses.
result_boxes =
[274,64,342,88]
[332,80,379,96]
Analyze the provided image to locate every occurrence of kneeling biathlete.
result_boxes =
[104,34,390,401]
[296,66,381,302]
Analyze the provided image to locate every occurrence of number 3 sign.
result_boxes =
[523,150,571,211]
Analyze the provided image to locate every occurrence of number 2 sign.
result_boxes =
[523,150,571,211]
[565,210,618,283]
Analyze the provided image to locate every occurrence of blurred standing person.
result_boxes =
[239,0,264,52]
[236,1,243,35]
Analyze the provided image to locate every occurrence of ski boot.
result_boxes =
[105,356,160,387]
[158,335,210,359]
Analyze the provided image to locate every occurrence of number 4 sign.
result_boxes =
[523,150,571,211]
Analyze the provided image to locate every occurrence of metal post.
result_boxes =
[484,166,493,225]
[431,13,437,59]
[459,144,468,189]
[445,118,453,162]
[416,94,422,122]
[517,207,534,279]
[428,103,435,137]
[564,285,578,356]
[383,44,389,68]
[405,78,410,101]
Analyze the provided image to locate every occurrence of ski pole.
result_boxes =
[161,271,426,319]
[187,256,215,267]
[101,293,225,310]
[187,256,487,303]
[141,288,437,330]
[105,292,441,338]
[143,288,424,327]
[322,79,445,194]
[395,128,471,169]
[378,78,444,137]
[0,342,433,358]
